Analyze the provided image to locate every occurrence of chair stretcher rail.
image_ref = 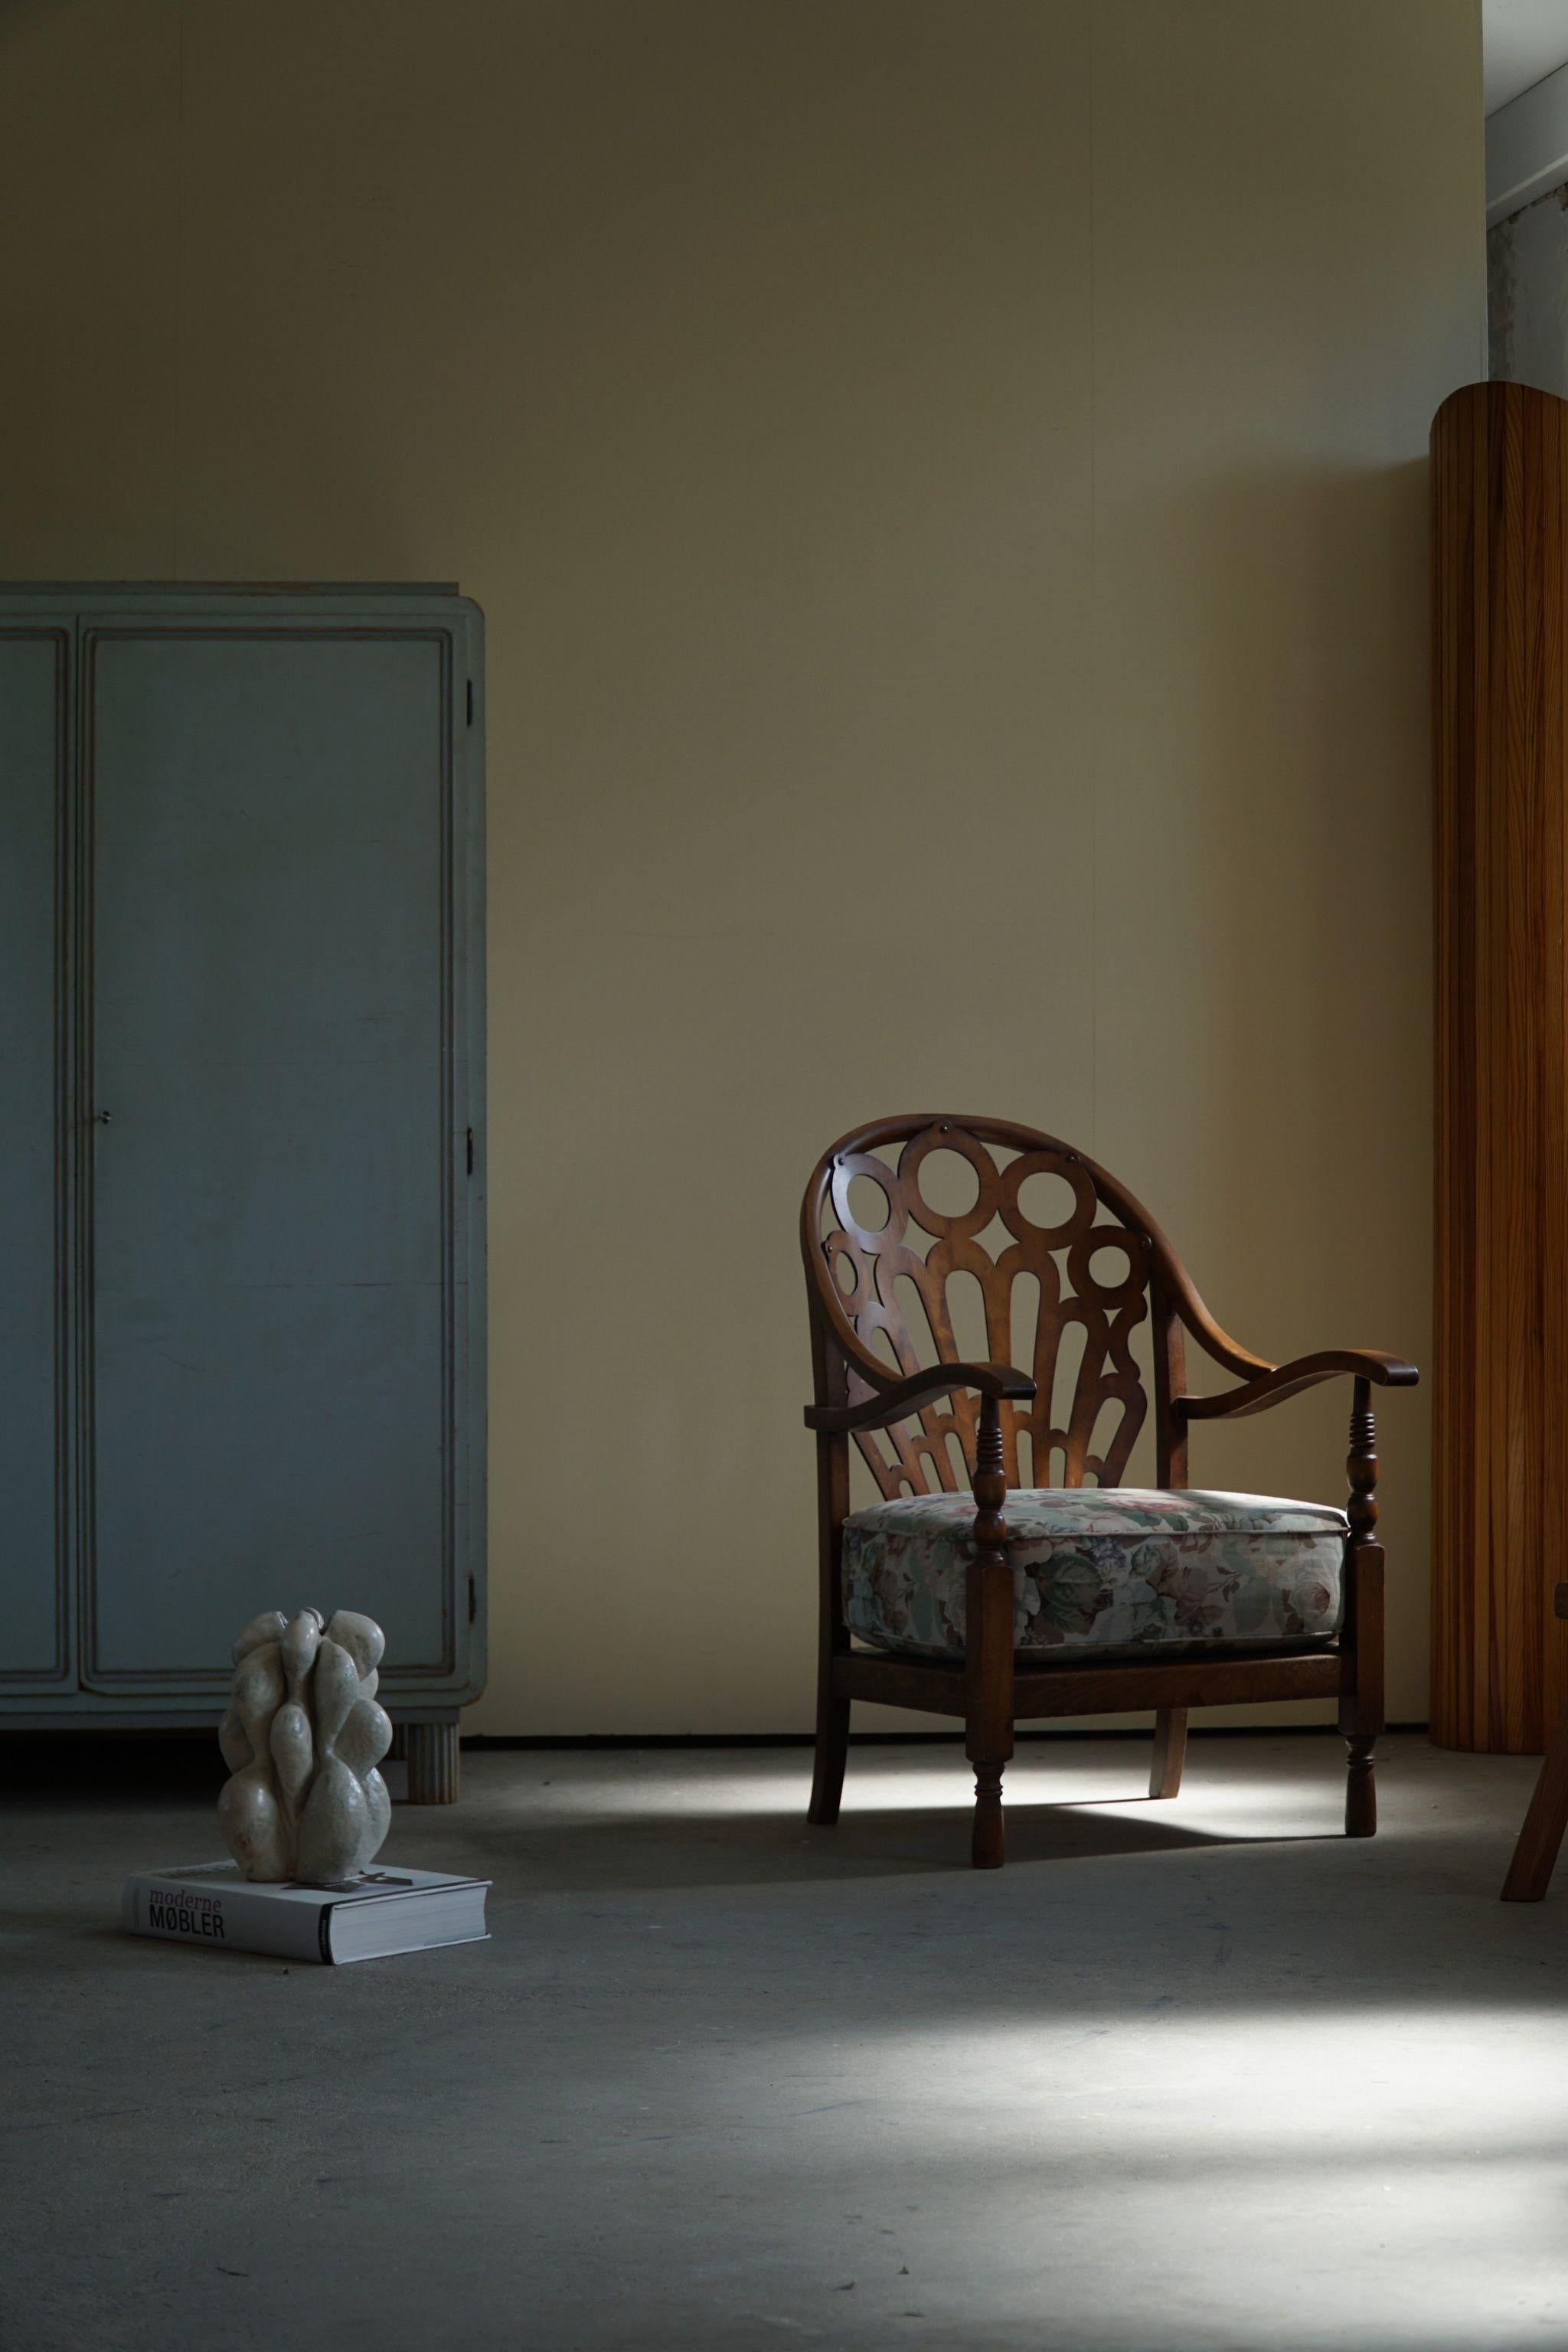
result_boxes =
[831,1646,1346,1718]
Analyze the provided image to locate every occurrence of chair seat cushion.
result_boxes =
[842,1488,1349,1659]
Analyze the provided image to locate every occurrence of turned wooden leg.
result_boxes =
[965,1396,1014,1870]
[1339,1380,1385,1840]
[1503,1684,1568,1902]
[970,1759,1006,1868]
[1149,1707,1187,1798]
[808,1687,850,1825]
[808,1410,852,1828]
[405,1720,460,1805]
[1344,1733,1377,1836]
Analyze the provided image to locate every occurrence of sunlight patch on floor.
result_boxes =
[487,1745,1363,1829]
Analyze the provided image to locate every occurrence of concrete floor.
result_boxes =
[2,1731,1566,2352]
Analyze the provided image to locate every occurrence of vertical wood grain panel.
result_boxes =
[1432,380,1568,1753]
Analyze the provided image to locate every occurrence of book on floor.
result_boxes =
[122,1862,490,1965]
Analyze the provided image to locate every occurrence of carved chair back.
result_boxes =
[801,1115,1187,1498]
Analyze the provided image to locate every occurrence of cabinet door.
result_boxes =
[0,632,70,1683]
[84,626,463,1691]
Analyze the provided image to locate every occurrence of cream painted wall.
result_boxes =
[0,0,1482,1730]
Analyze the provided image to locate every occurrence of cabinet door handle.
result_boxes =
[92,1110,112,1125]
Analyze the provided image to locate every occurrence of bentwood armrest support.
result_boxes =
[1175,1349,1419,1423]
[804,1361,1037,1436]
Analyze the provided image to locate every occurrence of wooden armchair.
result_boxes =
[800,1116,1418,1869]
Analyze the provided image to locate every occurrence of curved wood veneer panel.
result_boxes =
[1432,381,1568,1752]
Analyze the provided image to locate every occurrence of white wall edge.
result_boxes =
[1488,58,1568,226]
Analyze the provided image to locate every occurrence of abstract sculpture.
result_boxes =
[217,1609,394,1883]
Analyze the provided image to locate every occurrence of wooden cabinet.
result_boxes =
[0,586,485,1792]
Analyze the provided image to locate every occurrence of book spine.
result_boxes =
[122,1880,331,1963]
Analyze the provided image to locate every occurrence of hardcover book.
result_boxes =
[122,1863,490,1965]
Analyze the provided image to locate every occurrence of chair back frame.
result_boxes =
[801,1112,1204,1493]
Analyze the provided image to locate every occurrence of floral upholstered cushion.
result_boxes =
[842,1488,1348,1658]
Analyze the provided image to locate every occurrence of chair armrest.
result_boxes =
[804,1361,1036,1436]
[1176,1348,1419,1423]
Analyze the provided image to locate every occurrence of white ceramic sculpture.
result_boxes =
[217,1609,394,1883]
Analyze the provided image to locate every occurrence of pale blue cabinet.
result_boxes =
[0,587,485,1786]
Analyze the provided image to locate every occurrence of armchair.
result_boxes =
[800,1115,1418,1869]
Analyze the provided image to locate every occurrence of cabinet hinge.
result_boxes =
[466,679,474,726]
[466,1127,474,1175]
[468,1575,477,1623]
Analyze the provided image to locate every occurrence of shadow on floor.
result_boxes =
[0,1733,1340,1897]
[485,1795,1313,1891]
[0,1733,225,1805]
